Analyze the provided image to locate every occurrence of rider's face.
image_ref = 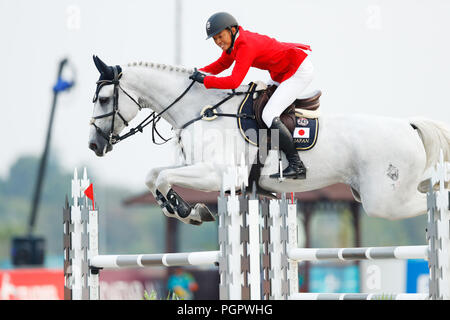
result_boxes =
[213,28,234,51]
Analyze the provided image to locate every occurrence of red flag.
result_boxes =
[84,183,95,210]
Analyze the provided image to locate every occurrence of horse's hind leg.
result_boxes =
[360,183,428,220]
[396,192,428,219]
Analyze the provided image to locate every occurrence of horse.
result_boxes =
[88,56,450,225]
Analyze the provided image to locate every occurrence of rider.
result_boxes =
[190,12,314,179]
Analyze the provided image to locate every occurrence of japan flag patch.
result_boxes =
[294,127,310,138]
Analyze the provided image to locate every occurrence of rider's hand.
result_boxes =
[189,69,206,84]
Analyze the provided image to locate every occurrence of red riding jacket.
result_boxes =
[200,26,311,89]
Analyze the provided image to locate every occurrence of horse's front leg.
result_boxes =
[155,163,222,226]
[145,165,184,221]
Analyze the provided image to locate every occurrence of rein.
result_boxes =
[91,65,260,146]
[116,78,196,145]
[180,89,258,129]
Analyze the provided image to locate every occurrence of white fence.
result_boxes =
[64,152,450,300]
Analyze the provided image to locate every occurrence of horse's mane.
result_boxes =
[125,61,252,93]
[126,61,195,75]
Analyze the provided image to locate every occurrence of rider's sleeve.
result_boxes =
[199,51,234,75]
[203,44,254,89]
[286,42,312,51]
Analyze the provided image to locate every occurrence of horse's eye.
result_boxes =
[99,97,110,105]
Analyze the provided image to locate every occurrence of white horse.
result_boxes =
[88,56,450,225]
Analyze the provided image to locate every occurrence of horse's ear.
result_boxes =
[93,55,109,74]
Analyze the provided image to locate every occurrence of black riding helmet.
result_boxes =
[205,12,238,39]
[205,12,239,53]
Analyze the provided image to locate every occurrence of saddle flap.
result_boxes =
[253,85,278,129]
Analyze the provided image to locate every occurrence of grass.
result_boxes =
[143,290,183,300]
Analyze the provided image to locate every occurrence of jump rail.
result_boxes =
[64,151,450,300]
[288,245,429,261]
[290,293,430,300]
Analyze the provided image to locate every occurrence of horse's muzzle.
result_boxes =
[89,141,113,157]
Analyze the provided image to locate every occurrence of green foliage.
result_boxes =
[143,290,182,300]
[3,156,38,198]
[307,204,427,248]
[0,223,25,258]
[179,219,218,252]
[361,211,427,246]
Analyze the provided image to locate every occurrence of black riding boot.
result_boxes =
[269,117,307,179]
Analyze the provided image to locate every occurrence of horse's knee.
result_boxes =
[145,169,161,191]
[155,170,171,194]
[145,173,155,190]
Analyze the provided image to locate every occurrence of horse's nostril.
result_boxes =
[89,143,98,151]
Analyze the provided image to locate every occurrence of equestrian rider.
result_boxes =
[190,12,314,179]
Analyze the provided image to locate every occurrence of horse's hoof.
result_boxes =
[188,219,202,226]
[255,189,277,200]
[194,203,216,222]
[224,189,243,196]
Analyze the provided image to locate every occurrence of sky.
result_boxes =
[1,0,449,192]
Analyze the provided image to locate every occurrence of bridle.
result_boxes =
[91,65,257,147]
[91,65,196,146]
[91,67,130,145]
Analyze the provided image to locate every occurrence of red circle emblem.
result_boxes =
[298,129,305,136]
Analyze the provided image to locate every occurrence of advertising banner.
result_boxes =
[0,269,64,300]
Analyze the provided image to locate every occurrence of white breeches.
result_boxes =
[262,55,314,127]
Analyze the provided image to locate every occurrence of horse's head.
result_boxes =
[89,55,141,156]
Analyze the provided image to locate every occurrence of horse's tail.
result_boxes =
[409,117,450,171]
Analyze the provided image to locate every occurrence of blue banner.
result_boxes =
[406,259,429,293]
[309,263,359,293]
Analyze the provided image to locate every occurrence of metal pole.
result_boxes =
[27,58,68,236]
[165,0,183,288]
[175,0,182,65]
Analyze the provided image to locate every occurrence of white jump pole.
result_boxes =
[288,245,429,262]
[290,293,430,300]
[218,156,261,300]
[427,150,450,300]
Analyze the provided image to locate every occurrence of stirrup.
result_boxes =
[269,157,307,180]
[269,168,306,180]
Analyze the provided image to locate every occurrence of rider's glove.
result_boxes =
[189,69,206,84]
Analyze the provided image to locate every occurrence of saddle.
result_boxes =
[253,84,321,132]
[236,82,322,199]
[237,82,321,151]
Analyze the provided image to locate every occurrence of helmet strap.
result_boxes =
[226,27,238,54]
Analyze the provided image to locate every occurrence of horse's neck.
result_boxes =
[121,65,233,128]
